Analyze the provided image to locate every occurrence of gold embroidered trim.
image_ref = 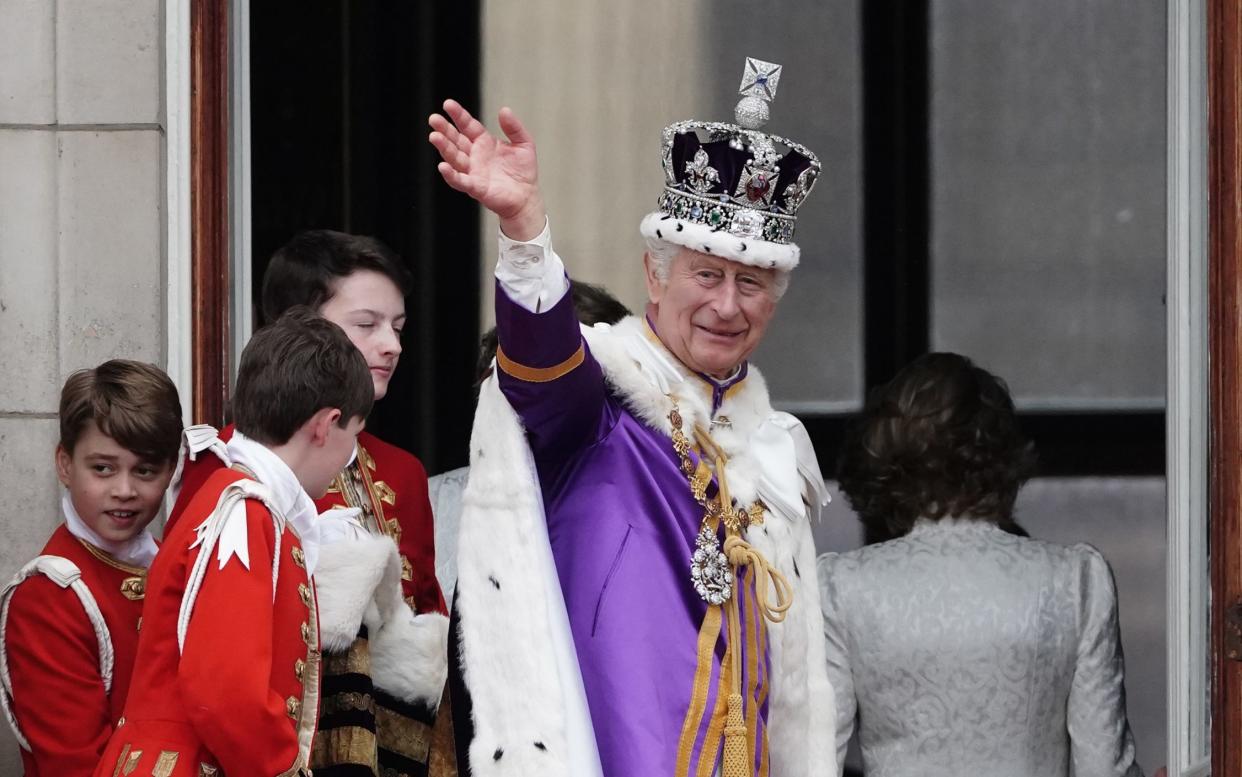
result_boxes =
[332,445,398,545]
[120,576,146,601]
[373,479,396,506]
[112,743,132,777]
[320,690,375,716]
[152,750,179,777]
[290,577,322,775]
[375,704,433,763]
[122,749,142,776]
[198,764,220,777]
[322,635,371,674]
[495,342,585,383]
[77,539,147,576]
[311,725,378,773]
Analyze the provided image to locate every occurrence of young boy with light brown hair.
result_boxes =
[0,359,183,776]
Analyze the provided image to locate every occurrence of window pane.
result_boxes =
[704,1,864,411]
[928,1,1166,409]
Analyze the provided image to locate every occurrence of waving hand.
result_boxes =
[429,100,547,241]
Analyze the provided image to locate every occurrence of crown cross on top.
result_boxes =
[739,58,782,103]
[735,58,782,130]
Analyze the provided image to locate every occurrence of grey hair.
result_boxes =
[643,235,791,299]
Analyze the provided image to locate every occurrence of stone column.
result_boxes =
[0,0,167,769]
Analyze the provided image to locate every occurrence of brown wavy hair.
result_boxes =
[836,352,1036,541]
[59,360,183,465]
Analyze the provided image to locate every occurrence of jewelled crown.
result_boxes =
[640,57,821,271]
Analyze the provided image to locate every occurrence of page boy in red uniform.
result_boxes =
[93,308,372,777]
[0,360,183,776]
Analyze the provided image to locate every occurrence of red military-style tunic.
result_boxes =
[94,468,320,777]
[169,427,446,615]
[2,525,146,776]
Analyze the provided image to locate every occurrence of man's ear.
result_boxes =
[54,445,72,487]
[643,252,665,305]
[308,407,344,446]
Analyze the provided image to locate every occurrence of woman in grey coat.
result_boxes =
[818,352,1144,777]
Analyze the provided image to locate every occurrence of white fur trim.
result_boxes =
[315,530,448,706]
[456,375,602,777]
[760,507,837,777]
[314,533,394,653]
[369,611,449,707]
[0,556,114,752]
[639,211,801,271]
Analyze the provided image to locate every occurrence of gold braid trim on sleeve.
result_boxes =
[495,343,585,383]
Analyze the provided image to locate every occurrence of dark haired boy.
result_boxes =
[93,310,372,777]
[0,360,182,776]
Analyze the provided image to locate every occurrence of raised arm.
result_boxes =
[429,101,606,463]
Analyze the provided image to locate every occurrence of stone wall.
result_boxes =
[0,0,167,770]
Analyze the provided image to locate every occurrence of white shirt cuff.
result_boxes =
[495,217,570,313]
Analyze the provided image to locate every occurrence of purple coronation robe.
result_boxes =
[495,282,772,777]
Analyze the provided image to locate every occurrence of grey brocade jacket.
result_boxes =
[817,519,1143,777]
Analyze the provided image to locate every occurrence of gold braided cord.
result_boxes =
[695,647,733,777]
[755,586,772,777]
[742,566,762,763]
[723,536,793,624]
[675,551,725,777]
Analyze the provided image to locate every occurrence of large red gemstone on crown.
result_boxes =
[746,173,770,202]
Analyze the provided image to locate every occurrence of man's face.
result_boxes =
[56,422,173,544]
[318,269,406,401]
[645,249,779,379]
[305,413,367,499]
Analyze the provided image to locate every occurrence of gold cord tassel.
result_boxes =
[722,692,749,777]
[722,530,749,777]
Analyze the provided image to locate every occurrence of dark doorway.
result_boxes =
[249,1,482,473]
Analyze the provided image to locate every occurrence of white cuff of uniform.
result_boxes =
[495,216,570,313]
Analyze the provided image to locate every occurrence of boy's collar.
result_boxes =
[61,491,159,569]
[226,431,321,575]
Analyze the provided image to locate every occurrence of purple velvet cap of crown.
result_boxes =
[668,131,817,215]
